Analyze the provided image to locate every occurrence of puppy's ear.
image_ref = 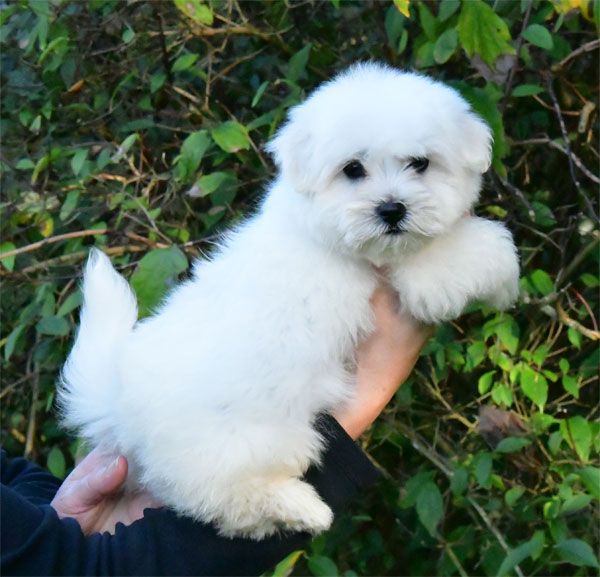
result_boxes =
[266,112,319,193]
[460,113,493,174]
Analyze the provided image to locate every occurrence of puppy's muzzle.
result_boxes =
[376,201,407,230]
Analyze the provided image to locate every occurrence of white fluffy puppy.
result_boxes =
[60,63,519,539]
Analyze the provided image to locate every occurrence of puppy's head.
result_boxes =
[267,63,492,257]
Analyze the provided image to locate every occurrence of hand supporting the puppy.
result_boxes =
[333,283,432,440]
[50,448,159,535]
[52,285,429,533]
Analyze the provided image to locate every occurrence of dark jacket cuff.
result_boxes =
[305,414,381,513]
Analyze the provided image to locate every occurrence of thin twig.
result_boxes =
[154,6,173,85]
[24,366,39,459]
[544,72,599,223]
[554,39,600,70]
[512,137,600,185]
[494,175,536,221]
[501,0,533,114]
[0,229,109,260]
[556,302,600,341]
[0,373,33,401]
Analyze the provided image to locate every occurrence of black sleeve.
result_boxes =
[1,450,62,506]
[1,415,380,576]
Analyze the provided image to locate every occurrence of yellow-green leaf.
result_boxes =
[173,0,213,25]
[211,121,250,153]
[458,0,515,66]
[393,0,410,18]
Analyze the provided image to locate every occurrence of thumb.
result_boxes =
[82,456,128,505]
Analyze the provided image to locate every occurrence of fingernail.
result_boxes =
[103,456,120,476]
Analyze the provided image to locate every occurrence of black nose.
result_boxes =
[376,201,407,227]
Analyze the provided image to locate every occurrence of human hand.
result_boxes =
[334,283,432,440]
[50,447,160,535]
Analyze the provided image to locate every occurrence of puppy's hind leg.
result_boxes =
[216,476,333,540]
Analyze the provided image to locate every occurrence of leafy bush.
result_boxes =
[1,1,598,575]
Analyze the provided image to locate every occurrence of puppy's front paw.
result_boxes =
[400,281,469,324]
[392,217,520,324]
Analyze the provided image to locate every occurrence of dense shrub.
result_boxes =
[1,1,598,575]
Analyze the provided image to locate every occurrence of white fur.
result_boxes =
[59,63,519,539]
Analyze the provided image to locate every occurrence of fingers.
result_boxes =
[334,282,433,439]
[52,454,128,516]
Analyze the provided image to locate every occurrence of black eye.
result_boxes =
[408,157,429,174]
[343,160,367,180]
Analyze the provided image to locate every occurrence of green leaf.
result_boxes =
[211,121,250,153]
[176,130,211,180]
[385,4,406,48]
[272,550,305,577]
[416,481,444,537]
[251,80,269,108]
[112,133,138,162]
[71,148,88,176]
[560,494,592,515]
[192,172,233,197]
[505,486,525,507]
[578,467,600,501]
[522,24,554,50]
[307,555,338,577]
[434,28,458,64]
[60,189,80,221]
[287,44,312,84]
[520,364,548,410]
[491,383,513,407]
[31,154,50,184]
[57,291,82,317]
[150,72,167,94]
[38,36,68,64]
[36,316,70,336]
[495,437,531,453]
[458,0,515,66]
[0,242,16,271]
[478,370,495,394]
[16,158,35,170]
[172,53,199,72]
[450,466,469,496]
[530,412,557,434]
[418,2,437,40]
[561,416,591,462]
[122,25,135,43]
[567,327,582,349]
[4,324,26,361]
[530,269,554,295]
[474,452,493,487]
[496,531,545,577]
[496,316,519,355]
[562,375,579,398]
[130,247,189,317]
[174,0,213,25]
[555,539,599,568]
[438,0,460,21]
[580,273,599,288]
[512,84,545,97]
[415,40,436,68]
[399,470,435,508]
[47,446,66,479]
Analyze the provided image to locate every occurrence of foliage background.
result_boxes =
[1,0,599,575]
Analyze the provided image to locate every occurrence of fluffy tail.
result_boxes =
[59,249,138,442]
